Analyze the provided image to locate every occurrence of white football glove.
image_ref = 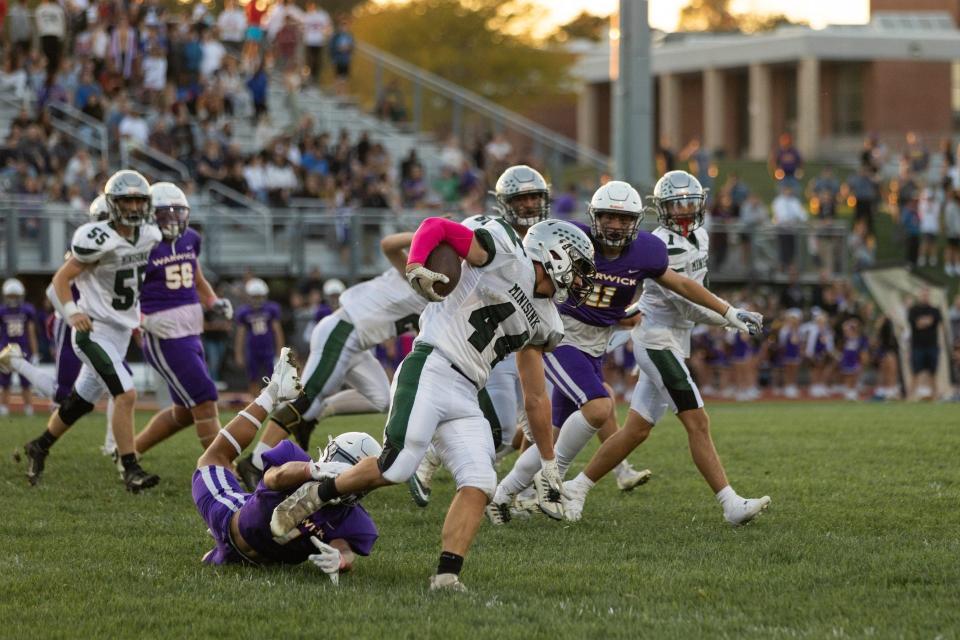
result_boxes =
[308,537,341,585]
[211,298,234,320]
[622,300,642,319]
[308,460,352,481]
[540,457,569,499]
[406,265,449,302]
[723,306,763,335]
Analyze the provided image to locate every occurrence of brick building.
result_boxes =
[574,0,960,161]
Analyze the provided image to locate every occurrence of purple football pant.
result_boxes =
[142,333,218,408]
[245,350,275,383]
[192,465,249,565]
[542,345,609,429]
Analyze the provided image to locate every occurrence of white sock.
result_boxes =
[9,359,56,399]
[305,389,381,421]
[498,445,542,498]
[555,411,599,478]
[715,485,738,508]
[254,389,276,414]
[572,472,595,491]
[252,441,272,470]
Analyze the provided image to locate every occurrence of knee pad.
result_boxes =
[270,394,312,433]
[58,391,95,425]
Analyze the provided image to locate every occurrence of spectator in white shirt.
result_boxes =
[200,28,227,79]
[917,185,942,268]
[217,0,248,55]
[119,106,150,147]
[35,0,66,76]
[142,45,168,98]
[64,149,97,188]
[302,1,332,84]
[772,185,808,270]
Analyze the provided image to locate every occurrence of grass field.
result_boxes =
[2,402,959,639]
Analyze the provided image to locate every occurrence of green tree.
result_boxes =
[555,10,609,42]
[678,0,806,33]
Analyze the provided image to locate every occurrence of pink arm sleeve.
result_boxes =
[406,217,475,266]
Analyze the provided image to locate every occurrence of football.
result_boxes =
[424,242,462,297]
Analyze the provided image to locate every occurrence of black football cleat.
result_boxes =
[236,454,263,492]
[13,440,48,486]
[291,418,318,451]
[123,464,160,493]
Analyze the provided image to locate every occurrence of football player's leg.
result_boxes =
[192,461,248,564]
[136,406,195,454]
[432,405,497,588]
[5,352,57,400]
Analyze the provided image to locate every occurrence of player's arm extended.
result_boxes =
[654,268,729,316]
[516,345,555,461]
[194,263,216,306]
[380,231,415,275]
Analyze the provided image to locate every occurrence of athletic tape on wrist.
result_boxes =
[220,429,242,456]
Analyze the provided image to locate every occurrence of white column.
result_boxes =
[748,62,772,160]
[796,56,821,159]
[703,67,725,155]
[658,73,681,151]
[577,82,599,156]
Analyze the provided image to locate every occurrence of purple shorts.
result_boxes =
[245,350,275,383]
[192,465,249,565]
[142,333,218,407]
[53,318,82,403]
[543,345,608,428]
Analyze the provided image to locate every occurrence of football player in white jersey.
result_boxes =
[408,165,649,508]
[16,170,163,492]
[562,171,771,525]
[267,217,595,592]
[234,231,428,489]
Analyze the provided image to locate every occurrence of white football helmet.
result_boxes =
[103,169,152,227]
[651,170,706,237]
[493,165,550,229]
[2,277,25,301]
[150,182,191,240]
[588,180,644,249]
[245,278,269,298]
[322,278,345,297]
[88,195,109,222]
[321,432,382,466]
[523,220,596,305]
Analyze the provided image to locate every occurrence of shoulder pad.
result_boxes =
[71,222,119,263]
[143,224,163,244]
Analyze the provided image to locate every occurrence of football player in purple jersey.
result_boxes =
[235,278,284,397]
[0,278,39,416]
[193,347,378,581]
[489,179,763,522]
[134,182,234,456]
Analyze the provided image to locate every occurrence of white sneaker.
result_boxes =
[723,495,771,525]
[0,405,8,417]
[23,405,33,417]
[0,343,23,374]
[409,448,441,507]
[265,347,302,403]
[269,481,328,541]
[429,573,467,592]
[614,462,652,491]
[561,479,589,522]
[784,385,799,399]
[533,470,564,520]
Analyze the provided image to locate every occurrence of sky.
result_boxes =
[531,0,871,31]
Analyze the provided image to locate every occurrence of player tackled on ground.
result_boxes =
[268,217,596,592]
[561,171,771,525]
[15,170,162,491]
[193,348,378,581]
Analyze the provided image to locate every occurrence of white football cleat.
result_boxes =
[0,343,23,374]
[561,479,589,522]
[533,470,564,521]
[270,481,329,541]
[724,495,771,526]
[614,462,652,492]
[429,573,467,593]
[264,347,302,403]
[484,501,512,525]
[408,447,441,508]
[510,487,538,518]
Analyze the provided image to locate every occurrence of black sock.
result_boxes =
[437,551,464,576]
[317,476,342,502]
[35,430,58,452]
[120,453,139,471]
